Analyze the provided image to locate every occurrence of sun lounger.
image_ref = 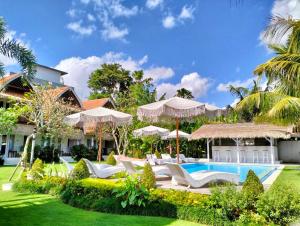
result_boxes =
[178,154,197,163]
[121,160,171,177]
[161,154,177,163]
[83,158,125,178]
[166,163,239,188]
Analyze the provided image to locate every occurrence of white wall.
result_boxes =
[35,66,62,84]
[278,141,300,163]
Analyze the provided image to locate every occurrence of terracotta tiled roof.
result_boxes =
[82,98,111,110]
[0,74,20,86]
[47,86,70,98]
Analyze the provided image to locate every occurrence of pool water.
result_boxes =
[181,163,276,183]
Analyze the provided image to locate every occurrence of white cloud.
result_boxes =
[101,20,129,41]
[67,20,96,36]
[217,78,253,92]
[146,0,163,9]
[156,72,210,99]
[260,0,300,47]
[144,67,174,83]
[178,5,195,20]
[87,13,96,21]
[55,52,174,99]
[66,9,77,18]
[162,15,176,29]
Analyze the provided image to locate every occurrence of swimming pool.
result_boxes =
[181,163,277,183]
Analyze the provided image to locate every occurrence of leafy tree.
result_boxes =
[0,18,36,78]
[88,63,132,98]
[0,106,21,135]
[237,17,300,125]
[175,88,194,99]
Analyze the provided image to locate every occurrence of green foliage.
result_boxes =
[14,175,67,195]
[154,149,161,159]
[242,170,264,208]
[175,88,194,99]
[30,158,44,180]
[106,151,116,165]
[0,17,36,78]
[133,149,143,159]
[71,159,90,180]
[32,145,60,163]
[141,163,156,190]
[150,189,208,206]
[70,144,96,161]
[235,212,267,226]
[113,175,150,208]
[0,107,21,135]
[256,184,300,225]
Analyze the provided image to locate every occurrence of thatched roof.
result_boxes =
[190,123,294,140]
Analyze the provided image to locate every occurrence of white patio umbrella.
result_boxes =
[65,107,132,162]
[162,130,190,140]
[133,125,169,153]
[137,97,206,163]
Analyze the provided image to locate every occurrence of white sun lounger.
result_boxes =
[178,154,197,163]
[161,154,177,163]
[166,163,239,188]
[59,157,74,174]
[83,158,125,178]
[121,160,171,177]
[146,154,165,166]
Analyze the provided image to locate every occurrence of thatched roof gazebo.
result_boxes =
[190,123,294,164]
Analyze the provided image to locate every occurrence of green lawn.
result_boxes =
[0,166,202,226]
[272,165,300,192]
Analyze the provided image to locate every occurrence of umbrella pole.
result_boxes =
[176,118,180,164]
[98,123,103,162]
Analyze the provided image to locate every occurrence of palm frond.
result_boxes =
[0,18,6,40]
[228,85,249,100]
[0,39,36,79]
[268,96,300,123]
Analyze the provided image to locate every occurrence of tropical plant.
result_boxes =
[113,175,150,208]
[141,163,156,190]
[0,106,21,135]
[106,151,116,165]
[236,17,300,125]
[0,18,36,78]
[175,88,194,99]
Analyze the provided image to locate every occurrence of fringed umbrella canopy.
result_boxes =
[65,107,132,162]
[137,97,206,122]
[65,107,132,127]
[133,125,169,138]
[162,130,190,140]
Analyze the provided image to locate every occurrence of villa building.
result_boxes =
[191,123,300,164]
[0,64,115,165]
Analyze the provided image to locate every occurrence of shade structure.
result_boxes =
[162,130,190,140]
[65,107,132,161]
[133,125,170,138]
[137,97,208,163]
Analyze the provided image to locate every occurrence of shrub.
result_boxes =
[35,145,59,163]
[106,151,116,165]
[154,149,161,159]
[30,158,44,180]
[70,144,90,161]
[256,184,300,225]
[242,170,264,196]
[133,149,143,159]
[71,159,90,180]
[114,175,150,208]
[141,163,156,190]
[236,212,267,225]
[14,174,66,195]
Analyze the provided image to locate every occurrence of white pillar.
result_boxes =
[235,138,240,164]
[207,138,211,162]
[270,138,275,165]
[4,135,10,158]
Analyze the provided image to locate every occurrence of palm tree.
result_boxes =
[175,88,194,99]
[0,18,36,78]
[237,16,300,125]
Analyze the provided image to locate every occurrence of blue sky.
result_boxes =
[0,0,298,106]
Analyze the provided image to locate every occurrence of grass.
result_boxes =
[272,165,300,192]
[0,166,203,226]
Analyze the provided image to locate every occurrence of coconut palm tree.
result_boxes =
[0,18,36,78]
[175,88,194,99]
[237,16,300,125]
